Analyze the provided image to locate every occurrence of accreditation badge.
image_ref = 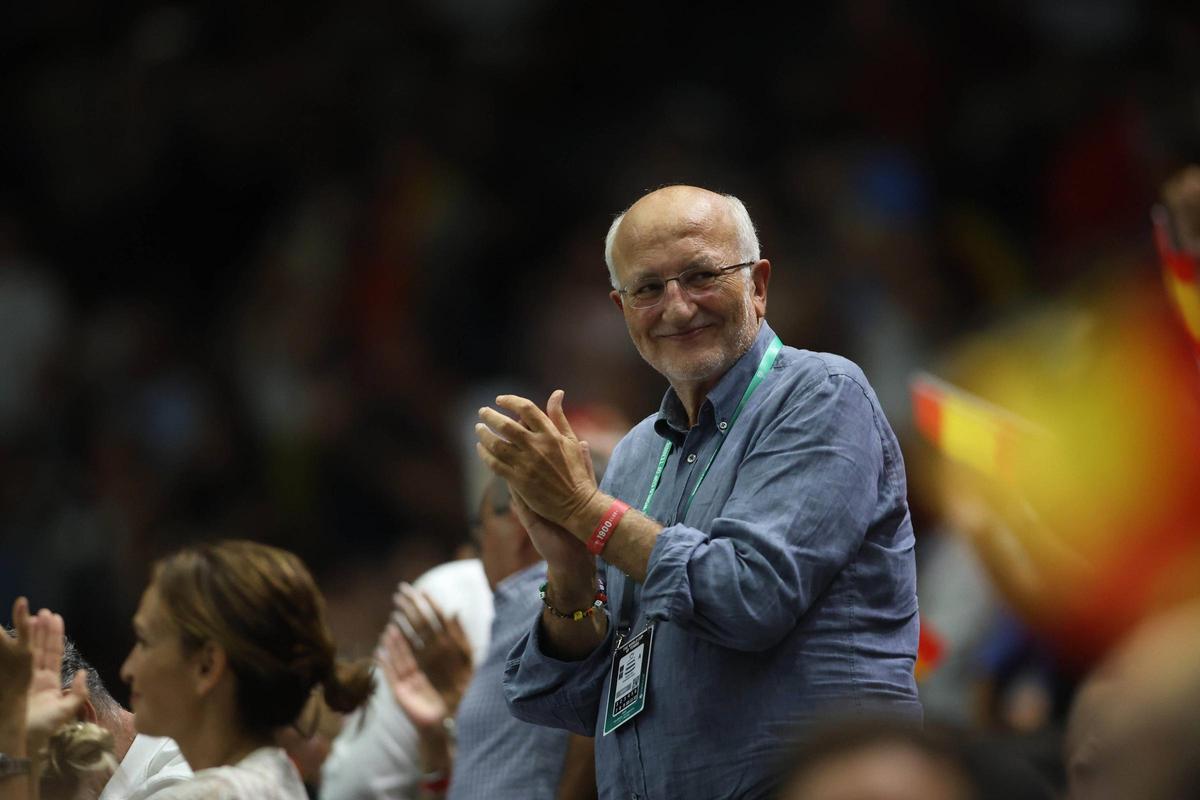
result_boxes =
[602,623,654,735]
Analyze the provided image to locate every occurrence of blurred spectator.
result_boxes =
[57,636,193,800]
[777,717,1054,800]
[1064,601,1200,799]
[1,4,1197,788]
[322,560,493,800]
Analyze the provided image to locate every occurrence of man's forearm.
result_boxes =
[564,492,663,584]
[537,491,664,658]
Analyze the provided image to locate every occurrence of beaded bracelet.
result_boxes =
[539,579,608,621]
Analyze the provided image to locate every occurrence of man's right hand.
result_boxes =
[508,430,600,586]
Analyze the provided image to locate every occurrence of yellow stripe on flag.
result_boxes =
[940,395,1006,477]
[1165,270,1200,344]
[910,372,1048,480]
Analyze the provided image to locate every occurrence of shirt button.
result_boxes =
[718,420,728,430]
[686,453,697,463]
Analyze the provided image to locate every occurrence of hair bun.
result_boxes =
[40,721,118,798]
[322,658,375,714]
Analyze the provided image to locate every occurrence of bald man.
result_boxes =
[476,186,921,799]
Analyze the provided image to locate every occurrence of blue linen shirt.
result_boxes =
[503,321,921,800]
[450,561,571,800]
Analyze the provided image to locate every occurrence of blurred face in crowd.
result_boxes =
[1064,676,1116,800]
[120,585,204,740]
[1068,602,1200,800]
[478,481,532,591]
[609,186,769,396]
[781,742,975,800]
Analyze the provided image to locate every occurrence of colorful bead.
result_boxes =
[539,578,608,622]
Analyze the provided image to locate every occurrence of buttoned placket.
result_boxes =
[612,413,714,800]
[671,408,723,526]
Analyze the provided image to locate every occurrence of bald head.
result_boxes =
[604,186,759,289]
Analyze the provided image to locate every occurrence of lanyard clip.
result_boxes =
[615,626,630,650]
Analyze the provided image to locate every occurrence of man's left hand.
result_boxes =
[476,390,598,530]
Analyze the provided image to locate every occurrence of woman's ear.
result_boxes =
[191,640,229,698]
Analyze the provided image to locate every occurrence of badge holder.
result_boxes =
[602,623,654,735]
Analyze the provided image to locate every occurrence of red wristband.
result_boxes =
[420,773,450,793]
[587,499,630,555]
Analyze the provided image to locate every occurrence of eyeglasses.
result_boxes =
[617,261,756,309]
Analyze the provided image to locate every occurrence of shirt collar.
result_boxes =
[653,319,777,445]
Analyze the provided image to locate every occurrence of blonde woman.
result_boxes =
[119,540,373,799]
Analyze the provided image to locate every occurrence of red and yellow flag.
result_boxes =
[910,372,1043,483]
[1153,206,1200,355]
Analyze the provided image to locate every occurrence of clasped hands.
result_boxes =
[475,389,600,557]
[1,598,91,758]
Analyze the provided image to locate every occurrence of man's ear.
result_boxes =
[192,641,229,698]
[79,697,99,724]
[751,259,770,319]
[610,289,625,312]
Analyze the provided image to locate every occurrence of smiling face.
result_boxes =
[119,585,202,740]
[609,187,769,395]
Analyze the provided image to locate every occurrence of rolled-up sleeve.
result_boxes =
[640,373,888,652]
[502,612,616,736]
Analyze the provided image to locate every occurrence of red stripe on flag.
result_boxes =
[912,380,943,444]
[1154,212,1197,282]
[914,616,945,681]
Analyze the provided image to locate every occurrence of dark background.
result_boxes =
[1,0,1196,724]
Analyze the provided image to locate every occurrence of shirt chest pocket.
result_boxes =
[675,481,732,530]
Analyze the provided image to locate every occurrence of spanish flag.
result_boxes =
[909,372,1044,483]
[910,284,1200,667]
[1153,205,1200,356]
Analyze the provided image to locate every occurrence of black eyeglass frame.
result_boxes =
[616,260,757,309]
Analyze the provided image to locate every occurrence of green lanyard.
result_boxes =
[641,335,782,524]
[615,335,782,646]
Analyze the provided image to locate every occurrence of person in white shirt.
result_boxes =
[98,735,190,800]
[54,637,192,800]
[118,540,374,800]
[321,559,493,800]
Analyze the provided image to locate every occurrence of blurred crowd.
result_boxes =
[2,0,1200,797]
